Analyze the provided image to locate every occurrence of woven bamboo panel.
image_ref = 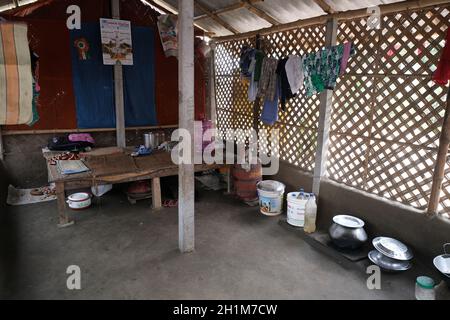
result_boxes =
[328,5,450,212]
[214,25,325,172]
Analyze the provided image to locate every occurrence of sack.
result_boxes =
[48,136,93,151]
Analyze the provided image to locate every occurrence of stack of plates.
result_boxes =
[368,237,413,272]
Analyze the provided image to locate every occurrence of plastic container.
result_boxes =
[256,180,285,216]
[303,194,317,233]
[286,192,308,227]
[415,276,435,300]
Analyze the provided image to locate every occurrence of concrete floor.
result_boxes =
[1,189,425,299]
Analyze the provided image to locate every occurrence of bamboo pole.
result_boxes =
[0,125,178,136]
[427,88,450,215]
[214,0,450,42]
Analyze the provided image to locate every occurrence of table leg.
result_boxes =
[55,181,74,227]
[152,177,162,210]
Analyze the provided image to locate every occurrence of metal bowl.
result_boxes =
[368,250,412,272]
[433,243,450,287]
[372,237,413,261]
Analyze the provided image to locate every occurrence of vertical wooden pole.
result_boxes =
[312,18,338,196]
[252,34,262,133]
[178,0,195,253]
[207,41,217,127]
[0,126,4,161]
[427,88,450,215]
[112,0,126,148]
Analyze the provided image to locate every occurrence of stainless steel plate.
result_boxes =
[434,254,450,275]
[368,250,412,272]
[372,237,413,261]
[332,215,365,228]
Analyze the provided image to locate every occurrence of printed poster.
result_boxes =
[100,18,133,65]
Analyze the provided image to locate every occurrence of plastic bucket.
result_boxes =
[286,192,308,227]
[256,180,285,216]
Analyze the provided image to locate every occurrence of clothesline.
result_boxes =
[239,42,355,126]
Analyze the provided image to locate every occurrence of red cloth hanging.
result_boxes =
[433,28,450,85]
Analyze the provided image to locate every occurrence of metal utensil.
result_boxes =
[333,214,365,228]
[329,215,368,250]
[433,243,450,275]
[368,250,412,272]
[372,236,413,261]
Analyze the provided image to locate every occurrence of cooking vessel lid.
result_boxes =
[373,237,413,261]
[333,214,365,228]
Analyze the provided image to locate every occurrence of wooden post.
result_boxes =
[0,126,4,161]
[178,0,195,253]
[312,18,337,196]
[151,177,162,209]
[252,34,262,133]
[427,88,450,215]
[112,0,126,148]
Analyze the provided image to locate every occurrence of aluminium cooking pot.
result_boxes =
[329,214,368,250]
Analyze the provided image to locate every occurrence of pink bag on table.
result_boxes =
[68,133,95,144]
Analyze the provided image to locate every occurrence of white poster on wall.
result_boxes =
[100,18,133,65]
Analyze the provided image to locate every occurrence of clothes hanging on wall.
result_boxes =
[0,21,33,125]
[261,80,280,126]
[433,28,450,85]
[28,50,40,126]
[276,57,296,111]
[285,55,304,94]
[257,57,278,101]
[302,43,354,97]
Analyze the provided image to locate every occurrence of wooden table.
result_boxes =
[43,147,225,227]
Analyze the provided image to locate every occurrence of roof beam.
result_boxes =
[194,0,263,21]
[214,0,450,42]
[241,0,280,25]
[313,0,335,14]
[194,0,239,34]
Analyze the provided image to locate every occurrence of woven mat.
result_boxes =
[133,152,175,172]
[85,153,138,177]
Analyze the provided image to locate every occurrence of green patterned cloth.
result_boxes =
[303,44,344,97]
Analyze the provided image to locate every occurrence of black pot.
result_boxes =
[329,215,368,250]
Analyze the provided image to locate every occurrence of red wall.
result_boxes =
[2,0,206,130]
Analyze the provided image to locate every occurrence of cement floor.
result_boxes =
[1,189,420,299]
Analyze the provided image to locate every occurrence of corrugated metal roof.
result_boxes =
[160,0,408,36]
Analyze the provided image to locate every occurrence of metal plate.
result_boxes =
[368,250,412,272]
[434,254,450,275]
[332,215,365,228]
[372,237,413,261]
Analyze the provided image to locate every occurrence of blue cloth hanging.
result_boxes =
[70,23,157,128]
[70,23,115,128]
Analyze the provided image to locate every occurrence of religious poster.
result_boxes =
[100,18,133,65]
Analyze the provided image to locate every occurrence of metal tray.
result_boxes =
[368,250,412,272]
[372,237,413,261]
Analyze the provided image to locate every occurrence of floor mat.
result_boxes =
[6,184,57,206]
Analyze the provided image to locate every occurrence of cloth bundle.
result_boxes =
[0,21,33,125]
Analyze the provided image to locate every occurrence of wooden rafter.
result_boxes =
[214,0,450,41]
[194,0,263,21]
[194,0,239,34]
[242,0,280,25]
[313,0,335,14]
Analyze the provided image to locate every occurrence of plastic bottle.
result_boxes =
[297,188,305,200]
[303,193,317,233]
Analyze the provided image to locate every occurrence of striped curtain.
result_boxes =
[0,22,32,125]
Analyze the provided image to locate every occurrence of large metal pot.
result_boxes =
[329,215,368,250]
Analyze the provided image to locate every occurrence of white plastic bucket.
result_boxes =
[256,180,285,216]
[286,192,308,227]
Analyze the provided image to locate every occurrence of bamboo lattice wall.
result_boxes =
[214,4,450,215]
